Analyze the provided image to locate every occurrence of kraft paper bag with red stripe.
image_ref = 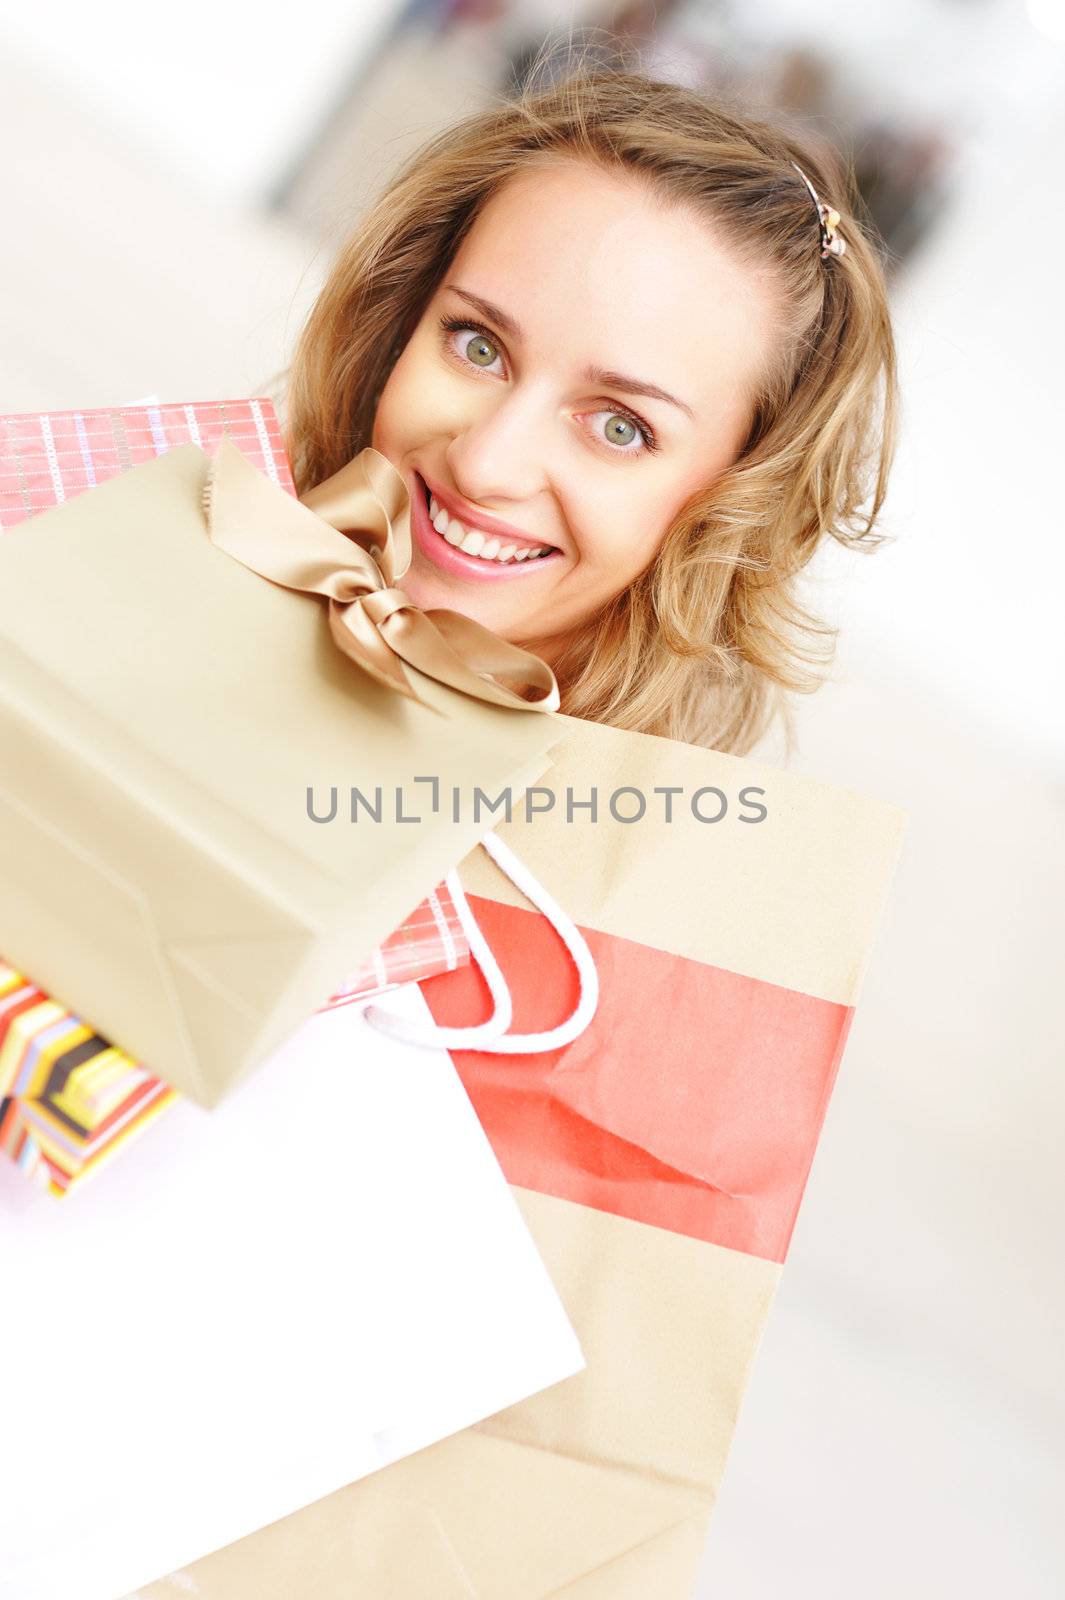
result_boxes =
[134,713,906,1600]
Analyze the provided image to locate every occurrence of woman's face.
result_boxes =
[371,157,781,658]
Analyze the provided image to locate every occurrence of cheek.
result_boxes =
[370,355,413,457]
[571,482,673,579]
[372,335,464,456]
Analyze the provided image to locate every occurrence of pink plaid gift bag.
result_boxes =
[0,398,293,527]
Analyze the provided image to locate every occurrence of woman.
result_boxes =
[284,66,896,755]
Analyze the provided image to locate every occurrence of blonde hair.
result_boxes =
[283,63,898,755]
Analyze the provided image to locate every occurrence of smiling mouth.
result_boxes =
[418,476,560,566]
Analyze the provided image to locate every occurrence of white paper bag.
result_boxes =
[0,985,584,1600]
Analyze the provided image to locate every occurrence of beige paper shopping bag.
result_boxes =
[0,444,560,1107]
[135,715,905,1597]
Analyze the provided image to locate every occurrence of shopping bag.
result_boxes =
[0,395,294,528]
[0,397,479,1175]
[0,441,560,1106]
[0,882,469,1196]
[0,975,586,1600]
[322,875,470,1011]
[137,712,906,1597]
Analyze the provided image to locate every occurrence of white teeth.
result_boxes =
[426,487,555,563]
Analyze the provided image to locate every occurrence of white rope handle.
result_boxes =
[361,832,599,1053]
[385,855,515,1047]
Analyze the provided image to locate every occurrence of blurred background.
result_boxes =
[2,1,1062,1593]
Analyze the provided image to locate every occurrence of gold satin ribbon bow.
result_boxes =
[203,437,560,715]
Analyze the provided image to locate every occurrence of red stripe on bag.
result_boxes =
[419,896,852,1264]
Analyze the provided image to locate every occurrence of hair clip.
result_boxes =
[790,160,847,259]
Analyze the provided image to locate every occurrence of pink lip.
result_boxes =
[422,472,555,549]
[410,472,563,583]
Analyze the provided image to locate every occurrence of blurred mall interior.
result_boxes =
[2,1,1063,1593]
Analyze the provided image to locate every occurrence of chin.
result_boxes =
[400,564,508,633]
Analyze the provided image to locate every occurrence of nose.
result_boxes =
[445,386,551,509]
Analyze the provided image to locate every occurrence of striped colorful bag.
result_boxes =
[136,712,906,1599]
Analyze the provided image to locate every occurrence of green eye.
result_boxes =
[465,333,499,368]
[603,414,638,448]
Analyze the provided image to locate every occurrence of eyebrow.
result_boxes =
[444,284,696,421]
